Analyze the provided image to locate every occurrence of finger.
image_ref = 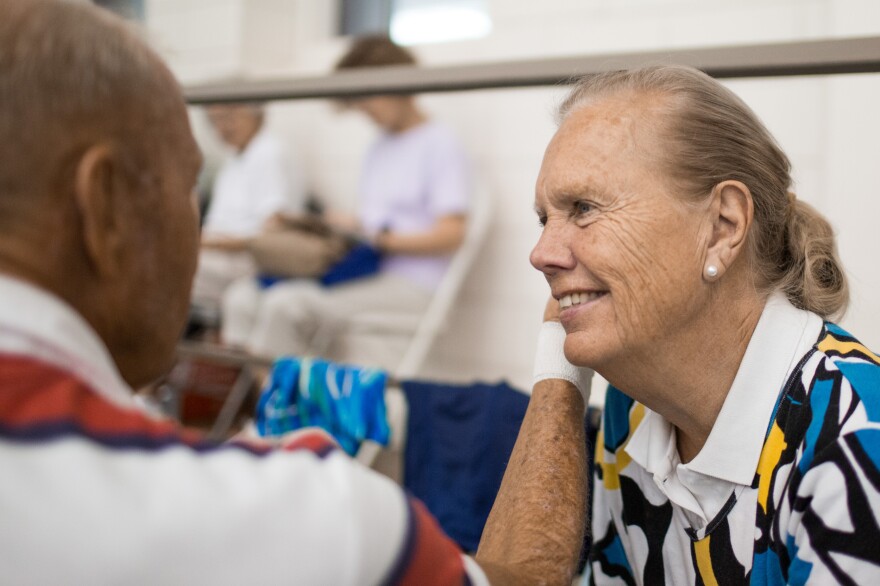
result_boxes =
[543,296,561,322]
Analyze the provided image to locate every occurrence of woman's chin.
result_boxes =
[563,333,606,371]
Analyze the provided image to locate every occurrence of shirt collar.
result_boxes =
[624,403,673,479]
[626,292,822,485]
[0,273,136,409]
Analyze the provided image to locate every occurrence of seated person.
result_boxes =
[190,102,303,321]
[222,37,470,368]
[0,3,588,583]
[530,65,880,582]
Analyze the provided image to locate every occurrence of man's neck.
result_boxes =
[0,240,132,385]
[0,243,66,302]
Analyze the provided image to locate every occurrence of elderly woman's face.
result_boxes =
[530,97,712,372]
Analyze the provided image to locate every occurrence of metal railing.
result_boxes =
[184,36,880,104]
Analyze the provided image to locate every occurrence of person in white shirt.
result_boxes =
[191,102,304,318]
[0,2,590,584]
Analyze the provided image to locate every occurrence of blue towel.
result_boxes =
[255,357,390,455]
[401,380,530,553]
[320,242,382,287]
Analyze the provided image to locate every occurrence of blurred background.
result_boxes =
[97,0,880,401]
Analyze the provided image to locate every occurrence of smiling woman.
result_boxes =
[532,88,717,377]
[530,65,880,584]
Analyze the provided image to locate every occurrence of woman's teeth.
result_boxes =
[559,292,602,309]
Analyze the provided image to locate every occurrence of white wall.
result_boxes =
[146,0,880,398]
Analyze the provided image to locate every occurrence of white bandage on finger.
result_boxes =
[531,321,593,409]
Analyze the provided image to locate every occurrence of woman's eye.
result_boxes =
[574,201,593,216]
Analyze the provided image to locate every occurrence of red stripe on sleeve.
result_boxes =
[0,356,203,441]
[398,498,467,586]
[0,356,343,459]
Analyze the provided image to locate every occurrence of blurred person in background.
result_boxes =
[221,36,470,368]
[190,102,304,325]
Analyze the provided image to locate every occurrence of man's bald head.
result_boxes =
[0,0,203,388]
[0,0,183,215]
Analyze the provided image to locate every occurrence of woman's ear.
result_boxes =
[72,143,130,278]
[703,180,753,280]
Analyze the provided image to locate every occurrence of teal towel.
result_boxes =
[255,357,390,455]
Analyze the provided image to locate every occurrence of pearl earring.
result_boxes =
[706,265,719,278]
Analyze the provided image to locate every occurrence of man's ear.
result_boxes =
[704,180,753,279]
[72,143,131,278]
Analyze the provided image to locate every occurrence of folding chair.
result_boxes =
[350,180,493,468]
[336,178,493,379]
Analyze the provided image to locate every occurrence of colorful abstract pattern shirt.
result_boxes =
[588,296,880,585]
[0,275,486,585]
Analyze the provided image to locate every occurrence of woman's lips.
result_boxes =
[559,291,608,325]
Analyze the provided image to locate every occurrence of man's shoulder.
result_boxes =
[0,353,81,385]
[0,353,207,451]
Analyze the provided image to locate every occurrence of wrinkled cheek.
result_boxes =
[602,231,670,349]
[613,285,661,353]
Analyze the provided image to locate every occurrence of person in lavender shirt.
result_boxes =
[222,37,470,368]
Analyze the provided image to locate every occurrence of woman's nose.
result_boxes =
[530,222,575,276]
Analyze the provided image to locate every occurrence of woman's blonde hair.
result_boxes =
[558,65,848,320]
